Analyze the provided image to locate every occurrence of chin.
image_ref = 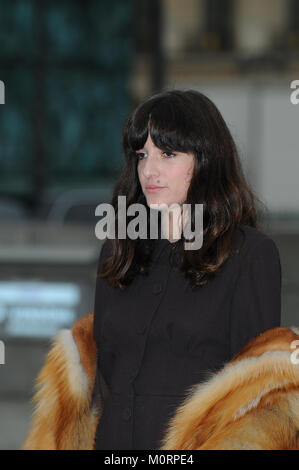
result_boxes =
[147,198,169,209]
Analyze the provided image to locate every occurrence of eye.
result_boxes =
[135,152,147,160]
[135,150,177,161]
[162,151,176,158]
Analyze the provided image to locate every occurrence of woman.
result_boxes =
[92,88,282,450]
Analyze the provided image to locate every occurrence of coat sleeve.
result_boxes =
[229,236,282,360]
[93,238,110,345]
[92,239,112,410]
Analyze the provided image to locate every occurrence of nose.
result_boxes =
[141,153,160,179]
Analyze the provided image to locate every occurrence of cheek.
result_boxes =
[185,161,194,181]
[168,167,183,187]
[170,164,191,183]
[182,164,193,184]
[137,165,142,181]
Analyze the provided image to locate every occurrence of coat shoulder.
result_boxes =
[231,223,279,259]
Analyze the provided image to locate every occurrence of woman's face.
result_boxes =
[136,134,195,209]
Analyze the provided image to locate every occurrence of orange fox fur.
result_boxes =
[21,312,299,450]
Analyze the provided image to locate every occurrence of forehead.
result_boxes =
[142,134,154,148]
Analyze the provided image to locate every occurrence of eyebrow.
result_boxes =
[136,145,176,153]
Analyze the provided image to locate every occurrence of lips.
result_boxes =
[146,185,164,190]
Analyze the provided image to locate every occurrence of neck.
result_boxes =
[160,206,184,242]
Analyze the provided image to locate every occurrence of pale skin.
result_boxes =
[136,134,195,242]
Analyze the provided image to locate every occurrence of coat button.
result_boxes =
[152,282,163,294]
[122,407,132,420]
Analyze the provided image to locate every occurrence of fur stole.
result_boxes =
[21,312,299,450]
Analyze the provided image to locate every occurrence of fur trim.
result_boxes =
[21,314,299,450]
[160,327,299,450]
[21,312,100,450]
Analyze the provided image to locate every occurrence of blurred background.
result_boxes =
[0,0,298,449]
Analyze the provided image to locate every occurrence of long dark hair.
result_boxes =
[98,88,265,290]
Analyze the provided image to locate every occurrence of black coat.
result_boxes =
[92,224,282,450]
